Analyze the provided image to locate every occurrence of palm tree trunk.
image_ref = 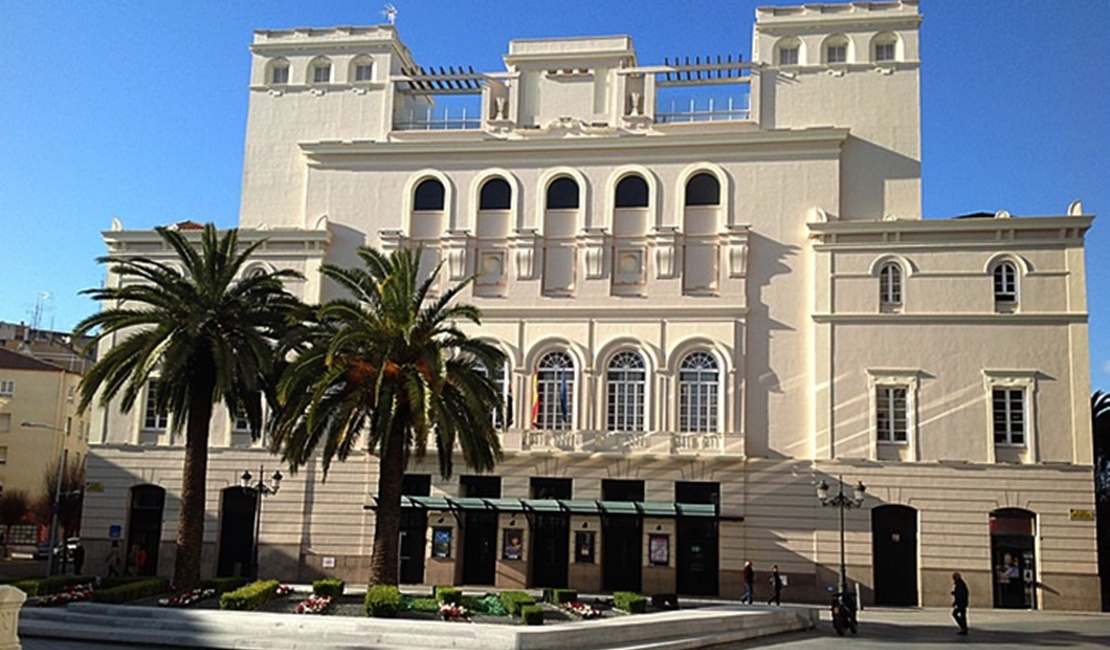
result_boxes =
[368,418,407,586]
[173,387,214,589]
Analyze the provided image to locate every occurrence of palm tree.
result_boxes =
[270,246,504,586]
[76,224,301,589]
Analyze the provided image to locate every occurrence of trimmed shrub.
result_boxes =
[614,591,647,614]
[219,580,280,611]
[651,593,679,610]
[201,577,250,595]
[365,584,401,618]
[401,595,440,613]
[499,590,535,616]
[476,593,508,616]
[434,585,461,604]
[521,604,544,625]
[13,576,91,597]
[91,578,170,604]
[313,578,345,598]
[543,588,577,605]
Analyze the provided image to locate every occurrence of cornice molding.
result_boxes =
[811,313,1088,325]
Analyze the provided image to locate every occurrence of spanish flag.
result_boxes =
[530,372,541,427]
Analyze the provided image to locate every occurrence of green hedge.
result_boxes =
[401,595,440,613]
[365,584,401,618]
[9,576,92,597]
[219,580,280,611]
[614,591,647,614]
[91,578,170,604]
[313,578,345,598]
[542,588,578,605]
[521,604,544,625]
[434,586,461,604]
[201,577,250,595]
[499,590,536,617]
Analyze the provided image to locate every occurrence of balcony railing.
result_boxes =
[394,106,481,131]
[656,97,750,124]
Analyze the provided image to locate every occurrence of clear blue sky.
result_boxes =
[1,1,1107,384]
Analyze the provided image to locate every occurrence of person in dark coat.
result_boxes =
[951,571,969,635]
[767,564,783,606]
[72,541,85,575]
[742,561,755,604]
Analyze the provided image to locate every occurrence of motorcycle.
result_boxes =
[830,590,858,636]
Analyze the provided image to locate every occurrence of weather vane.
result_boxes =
[382,4,397,25]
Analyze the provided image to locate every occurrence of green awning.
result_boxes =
[676,502,717,518]
[375,496,735,520]
[561,500,602,515]
[522,499,564,513]
[598,501,639,515]
[483,498,527,512]
[638,502,677,517]
[450,497,490,511]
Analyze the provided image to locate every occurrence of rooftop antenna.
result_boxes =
[382,4,397,25]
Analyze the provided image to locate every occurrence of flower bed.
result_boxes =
[439,601,470,622]
[36,582,94,607]
[276,584,294,596]
[159,587,216,608]
[294,594,333,615]
[563,600,602,620]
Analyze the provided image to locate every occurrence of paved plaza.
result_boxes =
[18,606,1110,650]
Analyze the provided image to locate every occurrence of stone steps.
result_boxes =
[19,601,817,650]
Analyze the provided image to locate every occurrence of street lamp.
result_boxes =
[240,465,282,579]
[817,475,867,596]
[21,421,69,577]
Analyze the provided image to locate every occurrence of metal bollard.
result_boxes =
[0,585,26,650]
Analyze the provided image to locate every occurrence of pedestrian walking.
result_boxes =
[951,571,969,635]
[767,564,783,605]
[742,561,755,604]
[72,541,85,575]
[106,540,122,577]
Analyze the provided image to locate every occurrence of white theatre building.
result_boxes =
[83,0,1100,610]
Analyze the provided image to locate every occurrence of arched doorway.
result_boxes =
[217,486,257,577]
[126,485,165,577]
[871,504,918,606]
[990,508,1037,609]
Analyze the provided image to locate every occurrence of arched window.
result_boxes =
[479,178,511,210]
[678,352,719,433]
[474,357,510,429]
[615,175,649,208]
[685,173,720,207]
[879,262,903,309]
[776,36,802,66]
[413,179,445,211]
[309,57,332,85]
[607,351,646,432]
[993,261,1017,305]
[823,34,850,64]
[546,177,580,210]
[534,351,574,431]
[268,58,290,85]
[350,55,374,83]
[872,32,899,63]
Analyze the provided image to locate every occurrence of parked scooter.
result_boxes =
[830,590,858,636]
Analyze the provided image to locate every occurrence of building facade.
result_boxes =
[83,0,1100,609]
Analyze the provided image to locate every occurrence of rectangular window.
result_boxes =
[0,413,10,432]
[992,388,1025,445]
[0,380,13,397]
[876,386,908,443]
[313,64,331,84]
[271,66,289,85]
[233,409,251,433]
[827,46,847,64]
[143,380,169,430]
[875,43,895,62]
[355,64,373,82]
[779,47,799,66]
[0,446,7,465]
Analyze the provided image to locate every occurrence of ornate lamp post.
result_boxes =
[240,466,282,579]
[817,475,867,595]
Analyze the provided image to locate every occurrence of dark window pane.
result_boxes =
[479,178,512,210]
[615,175,649,208]
[413,179,445,211]
[546,177,580,210]
[685,173,720,206]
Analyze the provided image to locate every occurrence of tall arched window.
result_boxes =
[534,351,574,431]
[678,351,719,432]
[685,173,720,206]
[993,261,1017,305]
[474,357,510,429]
[607,351,646,432]
[879,262,903,309]
[479,178,511,210]
[413,179,445,211]
[546,177,580,210]
[615,175,649,208]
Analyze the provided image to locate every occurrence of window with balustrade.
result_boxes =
[606,351,646,432]
[533,351,574,431]
[678,351,719,433]
[143,380,169,430]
